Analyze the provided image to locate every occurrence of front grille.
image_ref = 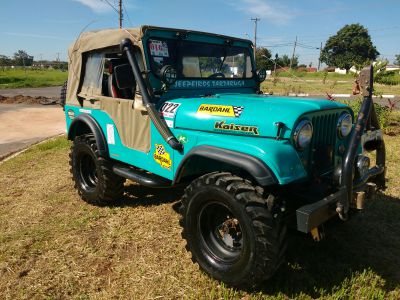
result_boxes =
[309,112,340,175]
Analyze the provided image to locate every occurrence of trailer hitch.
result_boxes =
[338,65,386,219]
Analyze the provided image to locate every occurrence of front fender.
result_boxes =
[174,133,307,186]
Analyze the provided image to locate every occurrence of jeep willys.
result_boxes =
[62,26,386,288]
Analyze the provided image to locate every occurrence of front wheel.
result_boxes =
[69,134,125,206]
[179,172,286,288]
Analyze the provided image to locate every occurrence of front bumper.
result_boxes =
[296,165,384,233]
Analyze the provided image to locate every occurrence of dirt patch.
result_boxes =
[0,95,58,105]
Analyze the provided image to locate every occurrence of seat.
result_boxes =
[107,59,135,99]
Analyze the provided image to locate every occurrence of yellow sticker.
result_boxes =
[153,144,172,170]
[197,104,244,118]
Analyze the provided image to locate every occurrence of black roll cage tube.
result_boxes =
[119,38,183,151]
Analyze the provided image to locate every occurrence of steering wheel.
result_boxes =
[208,72,226,79]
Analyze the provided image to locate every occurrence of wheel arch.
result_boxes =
[174,145,278,186]
[68,114,109,157]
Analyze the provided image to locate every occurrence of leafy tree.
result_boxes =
[0,55,12,66]
[276,54,298,68]
[13,50,33,66]
[395,54,400,66]
[320,23,379,72]
[255,47,273,70]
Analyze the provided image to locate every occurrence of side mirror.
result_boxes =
[114,64,136,89]
[256,68,267,82]
[160,65,177,86]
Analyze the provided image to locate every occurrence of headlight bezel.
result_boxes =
[293,119,313,150]
[337,112,353,139]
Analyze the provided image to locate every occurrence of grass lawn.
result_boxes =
[261,71,400,96]
[0,68,68,89]
[0,127,399,298]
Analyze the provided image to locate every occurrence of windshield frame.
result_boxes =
[145,37,256,81]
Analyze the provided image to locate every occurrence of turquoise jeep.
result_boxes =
[62,26,386,288]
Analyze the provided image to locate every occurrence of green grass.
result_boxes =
[0,68,68,89]
[0,130,399,299]
[262,74,400,96]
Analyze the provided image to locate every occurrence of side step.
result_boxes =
[112,164,172,188]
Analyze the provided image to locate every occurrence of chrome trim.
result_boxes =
[293,119,313,150]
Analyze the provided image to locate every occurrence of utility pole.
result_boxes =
[119,0,123,29]
[289,36,297,69]
[56,52,60,62]
[251,18,260,61]
[317,41,323,71]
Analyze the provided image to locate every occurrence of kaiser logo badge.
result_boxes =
[214,121,259,135]
[153,144,172,169]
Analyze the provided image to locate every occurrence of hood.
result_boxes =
[167,93,348,139]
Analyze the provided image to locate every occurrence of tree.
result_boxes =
[255,47,273,70]
[13,50,33,66]
[0,55,12,66]
[395,54,400,66]
[276,54,298,68]
[320,23,379,72]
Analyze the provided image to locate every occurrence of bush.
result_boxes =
[339,97,392,129]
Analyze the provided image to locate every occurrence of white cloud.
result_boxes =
[72,0,112,13]
[231,0,293,25]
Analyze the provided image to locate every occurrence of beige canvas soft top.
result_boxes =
[66,25,253,105]
[66,27,142,105]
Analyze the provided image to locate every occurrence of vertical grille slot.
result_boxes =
[310,112,338,175]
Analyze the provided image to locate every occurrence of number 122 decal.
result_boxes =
[159,102,181,118]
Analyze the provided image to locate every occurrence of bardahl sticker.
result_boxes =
[197,104,244,118]
[160,102,181,118]
[214,121,259,135]
[153,144,172,169]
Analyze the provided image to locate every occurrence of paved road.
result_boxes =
[0,86,61,98]
[0,104,65,159]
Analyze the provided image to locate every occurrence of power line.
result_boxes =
[123,2,133,27]
[100,0,119,14]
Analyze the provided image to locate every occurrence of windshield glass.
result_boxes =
[147,39,254,79]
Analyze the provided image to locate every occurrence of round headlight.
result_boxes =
[293,120,313,150]
[337,113,353,138]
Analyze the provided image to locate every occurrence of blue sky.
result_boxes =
[0,0,399,66]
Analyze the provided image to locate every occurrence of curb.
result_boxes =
[0,133,66,164]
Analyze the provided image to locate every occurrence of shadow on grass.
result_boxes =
[112,182,184,210]
[108,183,400,297]
[260,192,400,297]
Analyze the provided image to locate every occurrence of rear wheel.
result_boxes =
[69,134,125,205]
[180,172,287,288]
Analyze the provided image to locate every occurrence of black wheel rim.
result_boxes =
[199,202,243,264]
[78,152,98,191]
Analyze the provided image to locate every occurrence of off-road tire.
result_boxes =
[69,134,125,206]
[180,172,287,288]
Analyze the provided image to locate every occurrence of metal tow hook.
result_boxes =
[336,203,348,221]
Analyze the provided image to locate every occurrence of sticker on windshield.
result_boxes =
[198,104,244,118]
[160,102,181,118]
[149,40,169,57]
[153,57,164,64]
